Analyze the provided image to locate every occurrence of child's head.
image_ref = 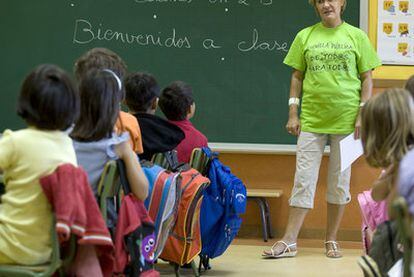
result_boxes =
[159,81,195,121]
[17,64,79,131]
[405,75,414,98]
[71,69,123,141]
[361,88,414,168]
[74,47,127,82]
[124,72,160,114]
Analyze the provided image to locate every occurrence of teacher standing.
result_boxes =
[263,0,381,259]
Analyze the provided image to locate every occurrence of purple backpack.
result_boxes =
[357,190,389,253]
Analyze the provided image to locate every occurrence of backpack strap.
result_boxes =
[181,173,200,193]
[385,221,396,262]
[116,159,131,195]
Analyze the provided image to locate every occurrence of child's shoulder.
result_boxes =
[118,111,138,124]
[1,128,32,141]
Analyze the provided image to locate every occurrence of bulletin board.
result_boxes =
[369,0,414,79]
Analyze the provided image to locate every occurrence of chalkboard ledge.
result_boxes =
[373,79,406,88]
[209,143,330,155]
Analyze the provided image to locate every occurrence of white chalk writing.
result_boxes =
[73,19,191,49]
[238,29,288,52]
[73,19,289,54]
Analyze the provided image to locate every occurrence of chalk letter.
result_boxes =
[73,19,95,44]
[203,38,222,49]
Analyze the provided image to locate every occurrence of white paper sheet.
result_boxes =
[388,258,403,277]
[339,133,363,172]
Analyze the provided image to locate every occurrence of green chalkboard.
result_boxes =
[0,0,359,144]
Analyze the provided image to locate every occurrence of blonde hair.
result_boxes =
[308,0,347,14]
[361,88,414,168]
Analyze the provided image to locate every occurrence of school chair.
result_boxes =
[58,235,77,276]
[0,218,62,277]
[189,148,210,176]
[151,152,171,170]
[97,161,121,233]
[172,261,200,277]
[393,197,412,277]
[152,151,185,171]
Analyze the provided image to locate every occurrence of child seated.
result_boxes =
[71,69,148,200]
[359,87,414,276]
[124,72,184,161]
[398,76,414,211]
[159,81,208,163]
[361,88,414,207]
[74,47,144,154]
[0,64,79,265]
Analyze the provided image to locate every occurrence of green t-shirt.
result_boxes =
[283,22,381,134]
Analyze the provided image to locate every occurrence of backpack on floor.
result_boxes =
[158,152,210,266]
[141,161,181,260]
[357,190,389,253]
[199,146,247,259]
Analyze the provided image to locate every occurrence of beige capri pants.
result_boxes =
[289,131,352,209]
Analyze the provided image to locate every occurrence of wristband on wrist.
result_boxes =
[288,97,300,106]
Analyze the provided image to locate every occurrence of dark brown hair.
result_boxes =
[70,69,122,142]
[17,64,79,130]
[125,72,160,113]
[159,81,194,121]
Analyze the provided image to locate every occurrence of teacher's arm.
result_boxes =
[355,70,373,139]
[286,70,303,136]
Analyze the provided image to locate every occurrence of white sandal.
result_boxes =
[325,241,342,258]
[262,240,297,259]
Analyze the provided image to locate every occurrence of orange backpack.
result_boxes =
[159,166,209,265]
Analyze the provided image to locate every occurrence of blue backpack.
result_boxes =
[199,147,247,260]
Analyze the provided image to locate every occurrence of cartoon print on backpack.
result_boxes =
[124,223,157,275]
[141,232,156,264]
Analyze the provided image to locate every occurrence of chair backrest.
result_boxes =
[48,216,63,274]
[393,197,412,277]
[151,153,170,170]
[189,148,210,176]
[97,161,121,224]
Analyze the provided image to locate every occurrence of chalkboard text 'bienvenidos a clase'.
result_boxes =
[133,0,273,6]
[72,19,289,53]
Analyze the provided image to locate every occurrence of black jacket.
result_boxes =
[133,113,185,161]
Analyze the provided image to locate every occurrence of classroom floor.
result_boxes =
[156,239,364,276]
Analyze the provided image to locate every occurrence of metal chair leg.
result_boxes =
[262,197,274,238]
[174,263,180,277]
[191,260,200,277]
[252,197,269,242]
